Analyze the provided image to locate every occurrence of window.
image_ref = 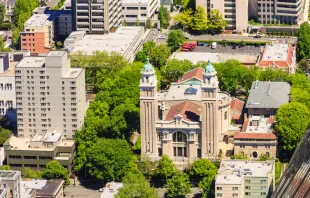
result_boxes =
[24,156,37,160]
[245,192,250,195]
[9,155,22,159]
[261,186,266,190]
[224,111,227,120]
[261,192,266,195]
[265,145,270,149]
[39,156,52,160]
[240,145,245,149]
[245,186,250,189]
[261,180,266,184]
[233,194,238,197]
[217,187,222,190]
[232,187,238,190]
[245,179,250,183]
[252,145,257,148]
[216,193,222,197]
[24,164,37,168]
[173,131,187,143]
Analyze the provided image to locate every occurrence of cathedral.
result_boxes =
[139,58,231,161]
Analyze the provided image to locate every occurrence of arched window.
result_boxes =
[173,131,187,143]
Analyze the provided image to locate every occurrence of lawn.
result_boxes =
[275,161,282,187]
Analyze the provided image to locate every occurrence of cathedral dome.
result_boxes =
[143,57,153,72]
[205,60,215,73]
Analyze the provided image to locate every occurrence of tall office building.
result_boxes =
[249,0,305,25]
[15,51,87,139]
[272,125,310,198]
[72,0,122,34]
[196,0,248,32]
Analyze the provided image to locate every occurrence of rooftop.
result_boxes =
[31,131,62,143]
[234,132,276,140]
[245,116,273,133]
[170,52,220,64]
[65,27,144,56]
[16,57,46,68]
[159,84,202,101]
[122,0,149,4]
[246,81,291,109]
[24,14,54,27]
[0,61,18,77]
[165,101,201,122]
[216,160,274,185]
[0,170,20,179]
[62,68,83,78]
[21,179,64,197]
[100,182,123,198]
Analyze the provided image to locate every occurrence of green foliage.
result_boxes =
[135,18,140,26]
[297,59,310,73]
[191,6,208,31]
[173,9,193,29]
[23,168,43,178]
[146,18,152,29]
[55,41,62,49]
[115,172,158,198]
[0,4,5,24]
[0,128,11,145]
[85,138,133,181]
[188,159,217,180]
[155,155,177,180]
[0,23,12,30]
[0,37,10,52]
[135,41,171,68]
[70,51,127,92]
[198,176,214,198]
[166,172,191,198]
[133,136,141,151]
[207,9,227,32]
[42,160,70,185]
[158,5,170,28]
[0,165,11,170]
[275,102,310,156]
[167,30,185,51]
[231,153,248,159]
[51,0,66,10]
[137,156,155,180]
[297,22,310,60]
[161,59,195,84]
[259,154,271,161]
[275,161,282,186]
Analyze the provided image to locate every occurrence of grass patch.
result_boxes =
[275,161,282,187]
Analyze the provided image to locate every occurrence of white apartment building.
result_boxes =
[73,0,122,34]
[0,53,16,123]
[122,0,159,26]
[0,170,21,198]
[249,0,305,25]
[15,51,87,139]
[196,0,248,32]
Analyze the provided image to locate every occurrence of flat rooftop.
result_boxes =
[246,116,273,133]
[158,84,202,101]
[22,179,64,197]
[246,81,291,109]
[31,131,62,143]
[16,57,46,68]
[170,52,220,64]
[62,68,83,78]
[67,26,143,55]
[122,0,148,4]
[0,170,19,179]
[216,160,274,185]
[24,14,54,27]
[0,62,18,77]
[262,43,289,62]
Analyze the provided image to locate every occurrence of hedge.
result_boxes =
[195,40,270,47]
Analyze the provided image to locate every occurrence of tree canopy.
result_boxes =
[191,6,209,31]
[0,127,11,145]
[85,138,134,182]
[166,172,191,198]
[188,159,217,180]
[0,165,10,170]
[23,168,43,179]
[158,5,171,28]
[42,160,70,185]
[167,30,185,52]
[155,155,177,180]
[297,22,310,61]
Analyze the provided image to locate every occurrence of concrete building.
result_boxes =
[20,14,54,56]
[64,26,144,62]
[122,0,159,26]
[196,0,248,32]
[249,0,305,25]
[21,179,64,198]
[72,0,122,34]
[246,81,291,116]
[140,59,232,161]
[0,53,16,123]
[257,42,296,73]
[272,124,310,198]
[15,51,86,139]
[4,131,75,173]
[0,170,21,198]
[215,160,275,198]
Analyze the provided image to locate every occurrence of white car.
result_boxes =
[99,187,105,192]
[269,38,277,41]
[158,35,166,39]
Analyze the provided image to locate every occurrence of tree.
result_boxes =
[137,156,155,181]
[85,138,134,181]
[275,102,310,159]
[296,22,310,60]
[158,5,171,28]
[166,172,191,198]
[135,18,140,26]
[23,168,42,178]
[55,41,62,49]
[0,165,10,170]
[115,172,158,198]
[173,9,193,29]
[42,160,70,185]
[146,18,152,29]
[297,59,310,73]
[188,159,217,181]
[167,30,185,51]
[155,155,177,180]
[191,6,208,32]
[207,9,227,33]
[0,128,11,145]
[259,154,271,161]
[198,176,214,198]
[0,4,5,24]
[161,59,195,84]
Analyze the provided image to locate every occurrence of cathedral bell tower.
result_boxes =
[139,57,158,157]
[201,60,220,159]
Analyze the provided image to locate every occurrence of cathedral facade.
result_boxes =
[140,58,231,161]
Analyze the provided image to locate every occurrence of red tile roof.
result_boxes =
[231,98,244,113]
[180,68,204,82]
[165,101,201,122]
[234,132,277,140]
[258,45,294,68]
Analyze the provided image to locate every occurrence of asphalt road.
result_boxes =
[192,34,297,43]
[64,185,101,198]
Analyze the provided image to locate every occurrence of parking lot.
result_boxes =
[194,45,261,54]
[64,185,101,198]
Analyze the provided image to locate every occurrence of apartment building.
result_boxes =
[15,51,86,139]
[72,0,122,34]
[122,0,159,26]
[215,160,275,198]
[249,0,305,25]
[21,14,54,56]
[0,170,21,198]
[196,0,248,32]
[4,131,75,173]
[0,53,16,123]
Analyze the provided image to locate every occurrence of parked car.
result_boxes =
[99,188,105,192]
[158,35,166,39]
[232,44,237,49]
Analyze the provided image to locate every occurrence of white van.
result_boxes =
[211,42,217,49]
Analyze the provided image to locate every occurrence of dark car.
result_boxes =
[232,45,237,49]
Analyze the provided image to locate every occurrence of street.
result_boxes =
[192,34,297,43]
[64,185,101,198]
